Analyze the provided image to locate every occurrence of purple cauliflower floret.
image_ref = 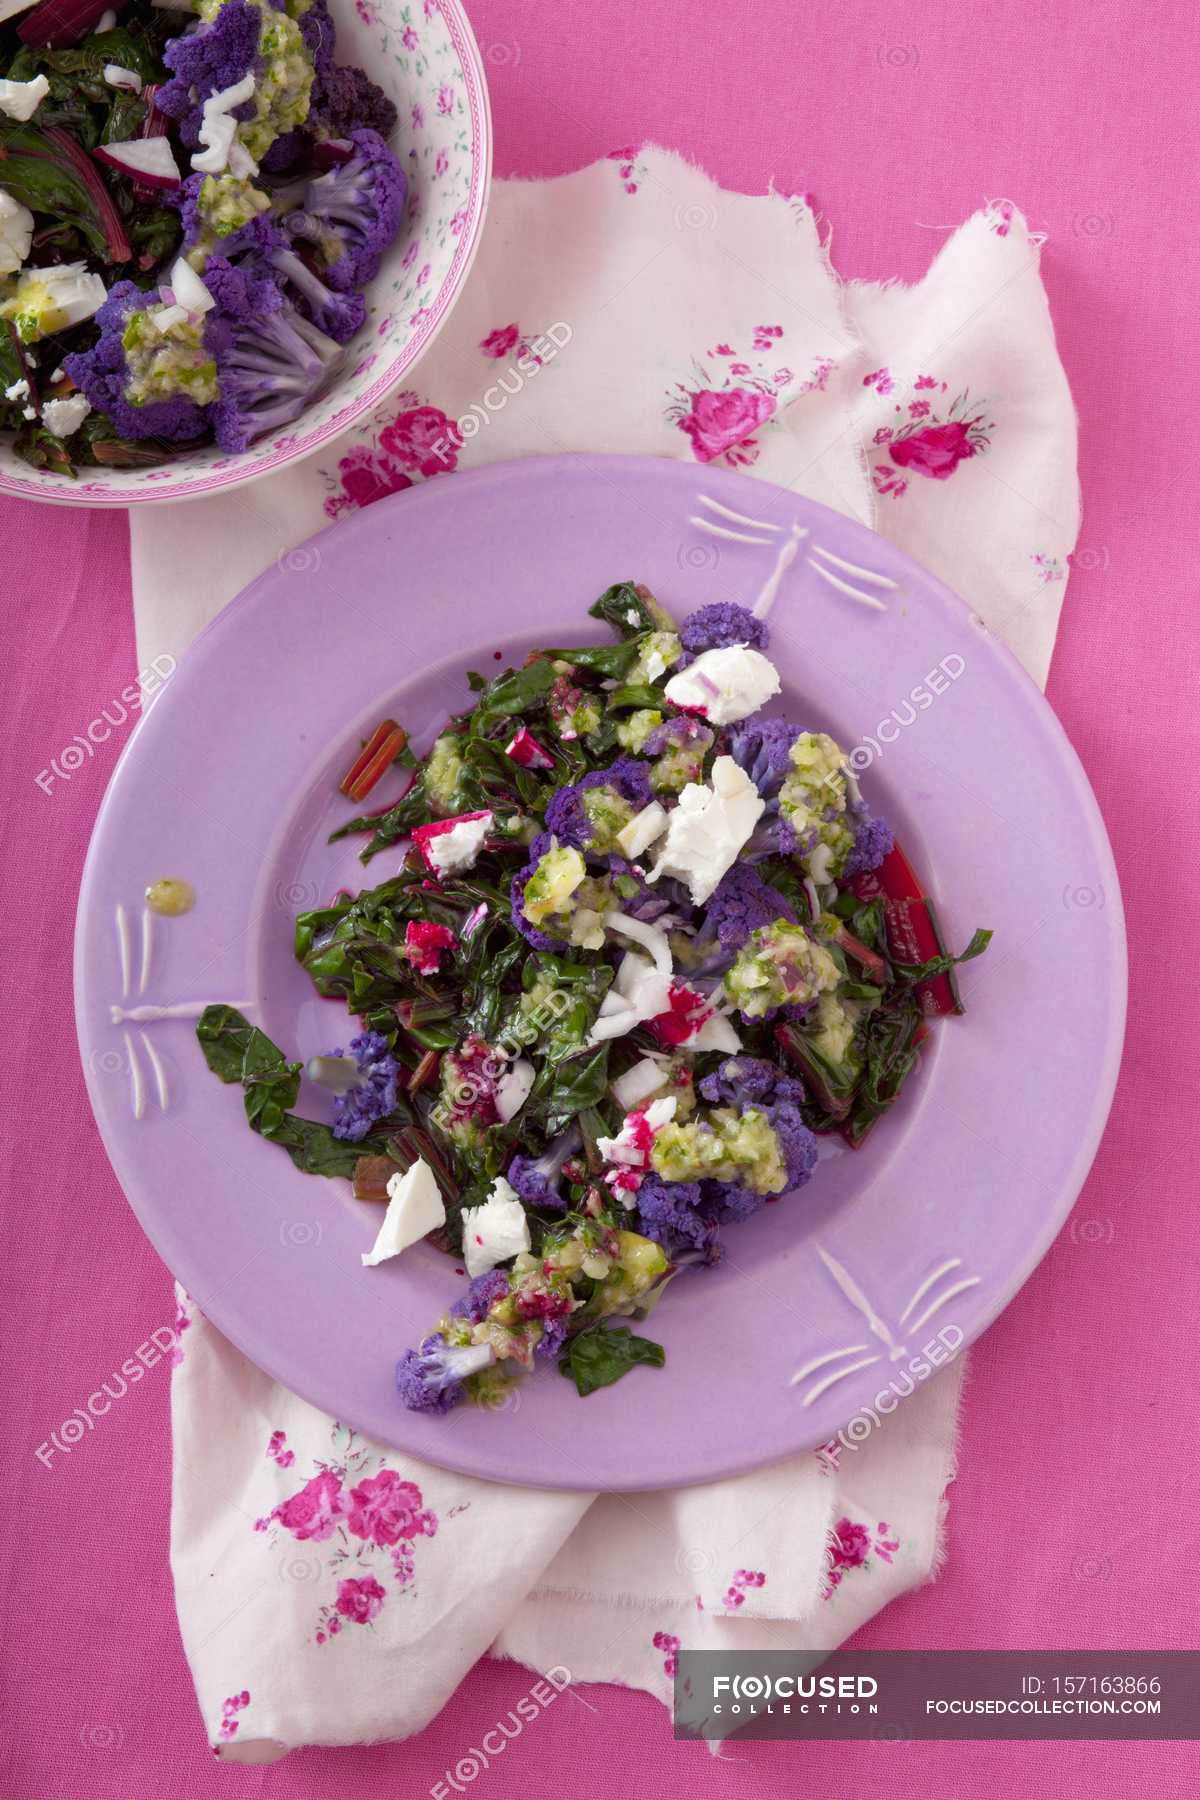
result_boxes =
[679,602,769,655]
[207,289,344,451]
[510,836,570,952]
[297,0,336,88]
[728,718,802,797]
[158,0,262,151]
[635,1174,720,1259]
[395,1333,493,1413]
[643,714,710,758]
[330,1031,399,1141]
[506,1126,581,1211]
[741,815,802,863]
[701,864,796,954]
[545,759,653,850]
[845,811,894,877]
[706,1179,768,1225]
[449,1269,510,1325]
[62,283,212,445]
[694,1058,816,1193]
[283,128,406,292]
[759,1097,818,1190]
[261,129,308,174]
[310,63,398,141]
[698,1055,805,1111]
[582,758,653,811]
[536,1315,572,1358]
[542,783,589,849]
[189,208,366,344]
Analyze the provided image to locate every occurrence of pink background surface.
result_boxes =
[2,1,1198,1794]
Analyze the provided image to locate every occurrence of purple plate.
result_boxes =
[75,455,1125,1491]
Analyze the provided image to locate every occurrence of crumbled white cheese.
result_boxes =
[42,394,92,438]
[21,404,36,419]
[610,1055,668,1112]
[647,755,765,904]
[103,64,143,93]
[169,255,215,316]
[597,1095,677,1167]
[361,1158,446,1267]
[664,644,781,725]
[615,800,668,861]
[426,811,492,875]
[0,188,34,277]
[589,948,672,1045]
[461,1177,531,1278]
[682,1011,741,1053]
[191,72,256,175]
[495,1057,535,1123]
[4,377,29,403]
[152,303,190,334]
[0,75,50,123]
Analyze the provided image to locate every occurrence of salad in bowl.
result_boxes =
[196,582,991,1416]
[0,0,488,500]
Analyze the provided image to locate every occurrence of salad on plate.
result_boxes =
[197,583,990,1414]
[0,0,402,474]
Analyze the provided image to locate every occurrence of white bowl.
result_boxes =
[0,0,491,507]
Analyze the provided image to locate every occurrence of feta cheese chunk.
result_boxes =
[589,949,673,1044]
[0,75,49,123]
[610,1055,668,1112]
[361,1157,446,1267]
[616,800,668,860]
[103,64,143,93]
[597,1095,677,1167]
[413,810,493,876]
[42,394,92,438]
[683,1011,742,1053]
[191,72,256,176]
[495,1057,535,1123]
[664,644,781,725]
[461,1177,531,1278]
[0,189,34,278]
[647,755,765,904]
[4,377,29,403]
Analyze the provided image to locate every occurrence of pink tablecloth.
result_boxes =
[3,1,1198,1793]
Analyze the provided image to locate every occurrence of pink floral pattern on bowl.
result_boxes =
[0,0,491,508]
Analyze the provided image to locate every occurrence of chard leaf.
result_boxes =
[558,1323,666,1396]
[891,927,993,984]
[195,1006,394,1178]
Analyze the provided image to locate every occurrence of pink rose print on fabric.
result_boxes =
[436,83,456,117]
[169,1290,192,1366]
[379,404,461,476]
[217,1690,250,1742]
[1031,551,1065,584]
[722,1568,766,1609]
[668,338,831,468]
[273,1470,351,1543]
[607,145,646,193]
[347,1469,436,1548]
[255,1425,452,1643]
[266,1429,295,1470]
[480,323,521,359]
[677,386,777,464]
[870,382,993,499]
[401,23,419,49]
[863,367,894,395]
[320,394,461,520]
[889,419,980,480]
[335,1575,387,1624]
[653,1630,681,1677]
[822,1518,900,1600]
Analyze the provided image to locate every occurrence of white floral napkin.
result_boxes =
[132,147,1079,1757]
